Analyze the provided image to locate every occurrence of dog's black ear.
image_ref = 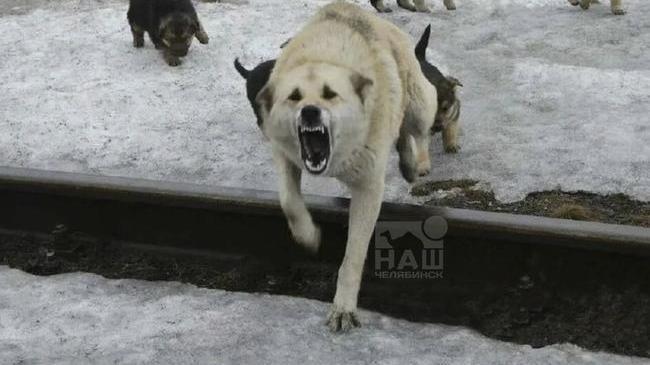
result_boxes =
[234,58,250,79]
[350,73,373,103]
[415,25,431,60]
[447,76,463,88]
[255,84,274,120]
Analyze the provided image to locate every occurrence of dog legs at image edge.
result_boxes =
[397,0,430,12]
[610,0,625,15]
[328,181,384,332]
[274,150,321,254]
[443,0,456,10]
[370,0,393,12]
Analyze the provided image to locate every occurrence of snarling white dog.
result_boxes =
[256,1,438,332]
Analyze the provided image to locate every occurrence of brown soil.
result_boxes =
[1,227,649,358]
[412,180,650,227]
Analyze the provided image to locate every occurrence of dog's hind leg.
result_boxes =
[273,149,321,254]
[195,20,210,44]
[130,23,145,48]
[397,0,418,12]
[443,0,456,10]
[328,178,384,332]
[611,0,625,14]
[404,82,437,177]
[370,0,392,12]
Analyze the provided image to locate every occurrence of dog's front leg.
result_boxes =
[327,179,384,332]
[273,149,321,254]
[195,20,210,44]
[129,23,145,48]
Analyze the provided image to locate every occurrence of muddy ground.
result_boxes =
[1,227,649,358]
[412,180,650,227]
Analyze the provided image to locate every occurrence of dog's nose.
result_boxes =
[300,105,321,125]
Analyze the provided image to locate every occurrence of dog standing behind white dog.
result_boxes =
[256,1,438,331]
[370,0,456,12]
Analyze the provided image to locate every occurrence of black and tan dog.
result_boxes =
[127,0,209,66]
[415,25,463,153]
[234,58,276,127]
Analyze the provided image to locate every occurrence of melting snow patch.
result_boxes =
[0,0,648,203]
[1,266,649,365]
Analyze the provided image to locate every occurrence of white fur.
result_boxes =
[257,1,437,331]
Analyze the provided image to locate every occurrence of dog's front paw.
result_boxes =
[612,7,626,15]
[133,38,144,48]
[568,0,580,5]
[197,31,209,44]
[166,57,182,67]
[290,219,321,254]
[579,0,591,10]
[444,144,461,154]
[327,306,361,333]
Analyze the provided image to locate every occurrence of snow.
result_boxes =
[0,266,648,365]
[0,0,648,203]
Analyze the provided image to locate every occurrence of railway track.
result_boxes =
[1,166,650,357]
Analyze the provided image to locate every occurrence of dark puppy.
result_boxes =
[415,25,463,153]
[127,0,209,66]
[234,58,276,127]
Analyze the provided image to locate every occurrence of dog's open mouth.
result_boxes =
[298,124,330,174]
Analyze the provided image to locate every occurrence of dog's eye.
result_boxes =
[288,89,302,102]
[322,85,337,100]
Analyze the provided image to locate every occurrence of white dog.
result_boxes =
[256,1,438,331]
[568,0,625,15]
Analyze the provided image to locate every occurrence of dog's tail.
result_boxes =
[415,24,431,60]
[234,58,250,79]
